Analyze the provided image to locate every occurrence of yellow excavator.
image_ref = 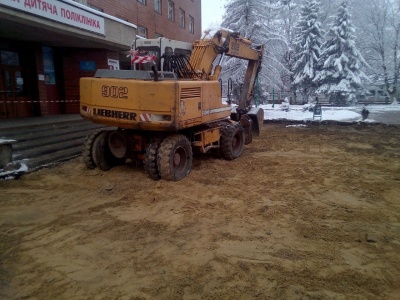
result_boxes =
[80,29,264,181]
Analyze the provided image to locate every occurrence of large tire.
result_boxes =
[220,124,245,160]
[144,138,162,180]
[82,130,104,169]
[92,131,125,171]
[157,134,193,181]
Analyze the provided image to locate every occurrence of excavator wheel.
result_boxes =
[220,124,245,160]
[144,138,162,180]
[82,129,104,169]
[92,131,125,171]
[157,134,193,181]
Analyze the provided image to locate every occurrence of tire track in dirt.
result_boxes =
[1,124,400,299]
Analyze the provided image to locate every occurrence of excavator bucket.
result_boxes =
[246,107,264,136]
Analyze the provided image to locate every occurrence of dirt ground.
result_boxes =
[1,123,400,300]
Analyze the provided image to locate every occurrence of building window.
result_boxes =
[179,8,185,28]
[137,26,148,38]
[1,51,19,65]
[168,1,174,21]
[154,0,161,13]
[155,33,163,38]
[189,15,194,33]
[138,0,146,5]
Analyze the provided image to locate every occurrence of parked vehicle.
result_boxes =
[357,86,390,104]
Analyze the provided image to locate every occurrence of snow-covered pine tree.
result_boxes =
[219,0,287,101]
[314,0,368,105]
[292,0,323,102]
[278,0,300,102]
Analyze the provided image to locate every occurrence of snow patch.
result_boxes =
[261,104,360,121]
[0,161,29,179]
[202,27,234,39]
[0,139,16,144]
[286,124,308,128]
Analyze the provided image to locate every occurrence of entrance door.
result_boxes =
[0,51,34,119]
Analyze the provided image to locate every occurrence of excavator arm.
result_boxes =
[188,29,264,135]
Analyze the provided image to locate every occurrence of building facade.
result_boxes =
[87,0,201,41]
[0,0,202,119]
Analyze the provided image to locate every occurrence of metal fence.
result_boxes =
[219,79,396,106]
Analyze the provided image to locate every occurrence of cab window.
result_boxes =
[133,46,160,71]
[174,48,191,57]
[377,90,388,97]
[164,47,173,54]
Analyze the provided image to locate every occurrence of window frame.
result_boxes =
[137,26,148,38]
[179,8,185,28]
[168,1,175,21]
[189,15,194,33]
[154,0,161,14]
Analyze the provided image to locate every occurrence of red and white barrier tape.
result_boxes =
[0,100,80,104]
[131,55,156,64]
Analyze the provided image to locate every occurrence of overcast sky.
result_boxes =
[201,0,227,32]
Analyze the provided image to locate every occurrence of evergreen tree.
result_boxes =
[314,0,368,105]
[292,0,323,102]
[219,0,287,100]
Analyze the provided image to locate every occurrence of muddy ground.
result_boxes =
[1,123,400,300]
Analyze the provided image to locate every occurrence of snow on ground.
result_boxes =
[260,103,400,123]
[0,161,28,180]
[261,104,360,122]
[0,139,16,144]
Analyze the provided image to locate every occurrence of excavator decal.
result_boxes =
[93,108,137,121]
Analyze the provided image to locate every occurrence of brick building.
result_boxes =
[87,0,201,42]
[0,0,202,119]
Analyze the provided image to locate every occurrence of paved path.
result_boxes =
[368,110,400,125]
[0,114,82,130]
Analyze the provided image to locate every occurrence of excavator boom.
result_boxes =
[189,29,264,135]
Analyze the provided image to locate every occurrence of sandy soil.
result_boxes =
[1,123,400,300]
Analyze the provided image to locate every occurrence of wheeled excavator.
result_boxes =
[80,29,264,181]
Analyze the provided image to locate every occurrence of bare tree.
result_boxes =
[357,0,400,102]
